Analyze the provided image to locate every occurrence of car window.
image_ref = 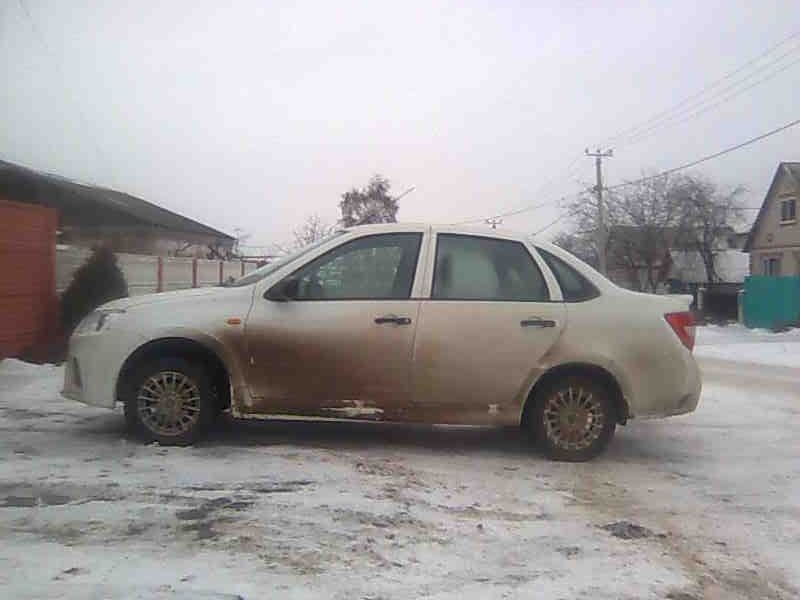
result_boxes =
[228,230,346,286]
[289,233,422,300]
[537,247,600,302]
[432,234,549,301]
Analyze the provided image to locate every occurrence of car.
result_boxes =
[62,223,701,461]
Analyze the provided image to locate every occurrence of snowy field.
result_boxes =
[1,326,799,599]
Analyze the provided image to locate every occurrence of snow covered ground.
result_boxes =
[1,328,798,599]
[695,324,800,368]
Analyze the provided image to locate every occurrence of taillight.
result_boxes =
[664,312,695,351]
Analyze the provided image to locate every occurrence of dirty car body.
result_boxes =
[62,224,701,460]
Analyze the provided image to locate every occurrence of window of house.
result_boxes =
[764,257,781,276]
[780,198,796,223]
[288,233,422,300]
[432,234,549,301]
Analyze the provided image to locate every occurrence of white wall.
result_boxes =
[56,247,259,296]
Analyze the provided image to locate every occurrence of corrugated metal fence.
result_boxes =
[56,247,260,296]
[0,199,58,359]
[742,275,800,329]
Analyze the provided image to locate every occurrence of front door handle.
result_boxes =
[375,315,412,325]
[520,317,556,328]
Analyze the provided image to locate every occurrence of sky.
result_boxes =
[1,1,798,250]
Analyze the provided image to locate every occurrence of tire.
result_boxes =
[530,375,616,462]
[122,357,215,446]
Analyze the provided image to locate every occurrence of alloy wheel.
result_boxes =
[542,385,606,451]
[136,370,202,437]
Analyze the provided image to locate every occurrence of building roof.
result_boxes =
[743,162,800,252]
[0,159,234,241]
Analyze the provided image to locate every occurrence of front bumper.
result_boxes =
[61,330,145,409]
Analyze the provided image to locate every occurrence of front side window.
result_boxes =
[229,231,345,287]
[537,247,599,302]
[288,233,422,300]
[432,234,549,301]
[780,198,796,223]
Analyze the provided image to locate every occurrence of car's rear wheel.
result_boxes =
[123,357,215,445]
[531,375,616,462]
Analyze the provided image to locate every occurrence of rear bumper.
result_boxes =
[629,351,702,419]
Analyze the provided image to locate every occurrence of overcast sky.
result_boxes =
[2,1,798,249]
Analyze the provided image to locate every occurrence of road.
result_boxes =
[0,356,798,599]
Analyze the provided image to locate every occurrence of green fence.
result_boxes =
[743,275,800,329]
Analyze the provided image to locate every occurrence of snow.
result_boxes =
[695,323,800,368]
[669,250,750,283]
[2,340,800,599]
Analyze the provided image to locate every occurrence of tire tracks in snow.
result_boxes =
[567,455,798,599]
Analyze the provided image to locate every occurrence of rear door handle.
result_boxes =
[520,318,556,328]
[375,315,412,325]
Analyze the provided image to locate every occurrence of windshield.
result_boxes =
[228,231,346,287]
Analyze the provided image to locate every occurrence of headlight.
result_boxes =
[74,309,126,335]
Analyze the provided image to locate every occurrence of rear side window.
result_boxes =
[432,234,549,301]
[537,248,599,302]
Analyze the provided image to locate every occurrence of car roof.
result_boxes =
[345,222,529,238]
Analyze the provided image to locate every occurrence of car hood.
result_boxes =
[100,286,248,311]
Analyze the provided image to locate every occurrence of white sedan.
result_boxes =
[62,224,701,461]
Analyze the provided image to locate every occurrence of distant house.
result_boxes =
[606,224,749,292]
[744,162,800,276]
[0,159,235,258]
[604,224,749,319]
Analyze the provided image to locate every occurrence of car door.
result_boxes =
[242,229,426,419]
[411,232,566,424]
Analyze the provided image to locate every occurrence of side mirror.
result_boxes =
[265,277,299,302]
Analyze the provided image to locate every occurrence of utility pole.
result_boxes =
[585,148,613,275]
[485,216,503,229]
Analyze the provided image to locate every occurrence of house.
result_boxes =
[744,162,800,275]
[0,159,235,258]
[667,248,749,319]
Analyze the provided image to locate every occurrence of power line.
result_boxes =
[607,116,800,191]
[532,212,570,235]
[453,116,800,231]
[617,50,800,149]
[456,34,800,232]
[535,117,800,237]
[449,153,585,225]
[599,29,800,148]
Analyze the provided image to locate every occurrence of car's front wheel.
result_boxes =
[123,357,215,445]
[531,375,616,462]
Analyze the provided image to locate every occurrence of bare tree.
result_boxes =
[561,174,689,292]
[672,175,745,283]
[172,241,194,257]
[560,172,746,290]
[552,230,599,267]
[339,175,398,226]
[292,214,337,248]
